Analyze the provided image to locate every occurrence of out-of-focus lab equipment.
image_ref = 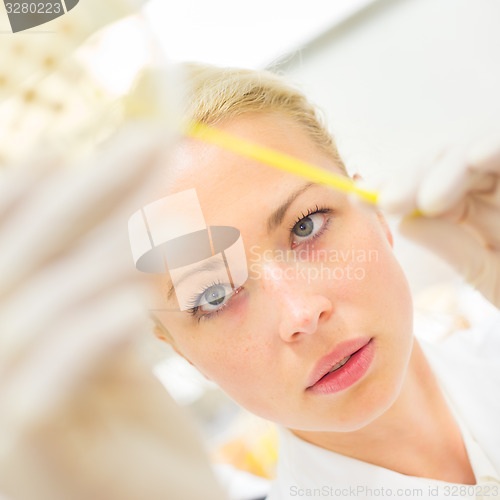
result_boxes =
[0,2,229,499]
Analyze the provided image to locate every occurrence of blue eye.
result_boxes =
[187,282,243,323]
[198,283,234,313]
[292,212,326,245]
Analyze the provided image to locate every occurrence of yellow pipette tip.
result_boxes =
[184,120,380,206]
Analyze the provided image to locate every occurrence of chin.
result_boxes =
[279,390,400,433]
[334,373,406,432]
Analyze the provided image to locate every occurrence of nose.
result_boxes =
[262,265,333,342]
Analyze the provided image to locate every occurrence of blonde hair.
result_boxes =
[182,63,347,173]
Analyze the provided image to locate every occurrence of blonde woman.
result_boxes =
[148,64,500,499]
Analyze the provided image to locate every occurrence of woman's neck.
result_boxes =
[290,339,476,484]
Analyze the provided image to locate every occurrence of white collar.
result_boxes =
[438,371,499,483]
[269,425,500,499]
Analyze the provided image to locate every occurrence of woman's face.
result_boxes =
[156,112,414,432]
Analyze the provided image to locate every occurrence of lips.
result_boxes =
[327,354,352,373]
[306,337,372,389]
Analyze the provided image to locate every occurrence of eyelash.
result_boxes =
[187,281,243,323]
[288,205,333,246]
[188,205,333,323]
[190,303,227,323]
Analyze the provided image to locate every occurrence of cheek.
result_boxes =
[344,225,410,299]
[171,313,276,396]
[323,223,413,341]
[362,251,414,342]
[318,227,387,298]
[348,236,414,404]
[195,334,282,418]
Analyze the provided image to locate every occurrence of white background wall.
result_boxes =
[278,0,500,294]
[144,0,376,68]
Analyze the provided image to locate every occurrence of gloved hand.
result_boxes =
[0,124,227,500]
[377,133,500,309]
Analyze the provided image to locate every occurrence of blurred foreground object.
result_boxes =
[212,414,278,480]
[0,124,227,500]
[0,2,227,499]
[0,0,175,168]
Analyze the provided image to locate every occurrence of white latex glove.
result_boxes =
[377,134,500,309]
[0,124,227,500]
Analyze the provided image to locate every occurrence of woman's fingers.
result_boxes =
[413,137,500,251]
[399,215,500,307]
[379,133,500,218]
[377,134,500,308]
[377,148,442,215]
[414,147,471,216]
[416,136,500,217]
[456,195,500,250]
[468,131,500,175]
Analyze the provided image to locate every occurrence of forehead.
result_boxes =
[164,112,345,229]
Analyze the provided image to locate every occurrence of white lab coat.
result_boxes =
[266,291,500,500]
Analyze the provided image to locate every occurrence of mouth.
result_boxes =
[306,337,375,394]
[325,353,353,374]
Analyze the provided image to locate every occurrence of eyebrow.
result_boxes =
[167,258,225,300]
[266,182,315,234]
